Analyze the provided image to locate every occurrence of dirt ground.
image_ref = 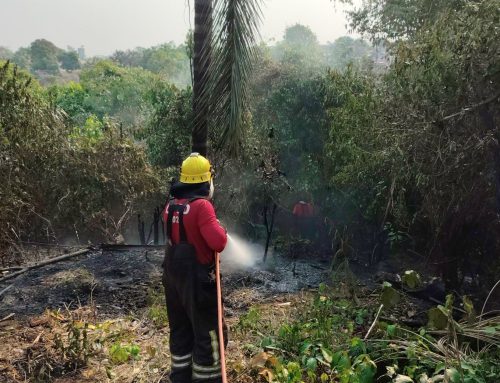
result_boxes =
[0,246,435,382]
[0,247,335,382]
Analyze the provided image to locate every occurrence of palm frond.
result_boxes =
[370,315,500,366]
[204,0,263,155]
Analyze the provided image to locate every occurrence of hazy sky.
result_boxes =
[0,0,359,56]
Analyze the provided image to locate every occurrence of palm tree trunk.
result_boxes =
[192,0,212,156]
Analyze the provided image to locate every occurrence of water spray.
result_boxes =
[221,233,262,271]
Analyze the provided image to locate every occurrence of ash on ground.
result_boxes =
[0,249,331,319]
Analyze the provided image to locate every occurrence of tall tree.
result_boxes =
[192,0,213,156]
[276,24,324,70]
[324,36,373,70]
[191,0,262,156]
[30,39,61,73]
[12,47,31,70]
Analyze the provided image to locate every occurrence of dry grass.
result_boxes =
[0,289,309,383]
[42,269,96,289]
[0,304,172,383]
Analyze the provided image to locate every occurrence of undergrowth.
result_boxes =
[235,283,500,383]
[146,286,169,328]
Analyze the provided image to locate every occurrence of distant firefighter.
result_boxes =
[292,200,315,239]
[292,200,314,218]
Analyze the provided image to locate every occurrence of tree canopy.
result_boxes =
[30,39,62,73]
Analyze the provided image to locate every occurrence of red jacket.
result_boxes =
[162,198,227,264]
[293,201,314,218]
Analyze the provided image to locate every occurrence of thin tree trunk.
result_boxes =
[192,0,212,156]
[263,203,277,263]
[137,214,145,245]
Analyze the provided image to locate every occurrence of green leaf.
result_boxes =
[332,351,351,370]
[109,344,129,364]
[387,324,397,337]
[201,0,263,155]
[321,346,333,364]
[428,307,448,330]
[402,270,421,289]
[381,282,400,309]
[462,296,474,316]
[355,310,366,325]
[306,357,317,370]
[260,337,274,348]
[354,355,377,383]
[445,368,461,383]
[445,294,454,311]
[434,362,445,374]
[300,341,313,354]
[350,337,367,356]
[128,344,140,359]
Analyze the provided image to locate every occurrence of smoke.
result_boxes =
[221,233,263,272]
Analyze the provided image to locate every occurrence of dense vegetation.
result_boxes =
[1,0,498,293]
[0,62,160,255]
[0,0,499,381]
[235,285,500,383]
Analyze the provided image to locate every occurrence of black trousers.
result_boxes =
[163,247,227,383]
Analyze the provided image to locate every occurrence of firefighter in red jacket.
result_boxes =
[162,153,227,383]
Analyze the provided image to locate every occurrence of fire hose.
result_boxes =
[215,252,228,383]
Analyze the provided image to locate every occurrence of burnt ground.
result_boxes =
[0,244,441,330]
[0,248,332,320]
[1,249,162,319]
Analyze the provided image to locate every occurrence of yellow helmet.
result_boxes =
[180,152,212,184]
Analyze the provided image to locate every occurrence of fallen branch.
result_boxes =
[0,248,91,283]
[365,304,384,340]
[0,284,13,297]
[0,313,14,322]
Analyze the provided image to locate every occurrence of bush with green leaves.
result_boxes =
[321,0,500,289]
[109,343,141,364]
[111,42,191,88]
[141,82,192,167]
[247,286,500,383]
[50,60,160,133]
[0,61,162,259]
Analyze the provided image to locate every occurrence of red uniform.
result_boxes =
[162,198,227,265]
[292,201,315,239]
[162,196,228,383]
[292,201,314,217]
